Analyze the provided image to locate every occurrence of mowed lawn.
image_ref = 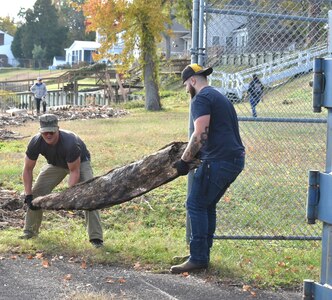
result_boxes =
[0,79,322,289]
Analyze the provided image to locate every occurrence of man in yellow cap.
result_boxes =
[171,64,245,273]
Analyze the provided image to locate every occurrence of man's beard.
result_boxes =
[189,85,196,98]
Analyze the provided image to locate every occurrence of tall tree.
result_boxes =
[82,0,172,111]
[59,0,95,45]
[11,26,24,58]
[11,0,68,61]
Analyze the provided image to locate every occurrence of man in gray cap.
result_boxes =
[30,77,47,114]
[171,64,245,273]
[21,114,104,248]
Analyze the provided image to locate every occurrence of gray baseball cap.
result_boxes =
[39,114,59,133]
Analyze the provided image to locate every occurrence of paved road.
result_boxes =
[0,255,302,300]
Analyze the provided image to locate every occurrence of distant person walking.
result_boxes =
[30,77,47,114]
[248,74,264,117]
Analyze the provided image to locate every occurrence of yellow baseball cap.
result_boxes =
[181,63,213,83]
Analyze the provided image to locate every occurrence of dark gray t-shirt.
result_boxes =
[26,130,91,169]
[191,86,245,161]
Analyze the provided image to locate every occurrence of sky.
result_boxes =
[1,0,37,19]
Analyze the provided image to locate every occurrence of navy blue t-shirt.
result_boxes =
[26,130,91,169]
[191,86,245,161]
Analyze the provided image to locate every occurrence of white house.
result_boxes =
[65,40,101,66]
[52,56,66,66]
[205,12,248,54]
[63,36,124,67]
[49,56,66,70]
[96,31,124,56]
[0,30,19,67]
[158,20,191,58]
[57,19,190,67]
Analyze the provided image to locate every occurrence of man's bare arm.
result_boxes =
[22,155,37,195]
[182,115,210,162]
[67,157,81,187]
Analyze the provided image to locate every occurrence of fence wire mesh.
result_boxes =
[203,0,331,240]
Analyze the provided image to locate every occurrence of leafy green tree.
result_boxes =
[11,0,68,61]
[11,26,24,58]
[32,44,47,68]
[59,0,95,45]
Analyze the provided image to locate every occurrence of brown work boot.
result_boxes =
[170,260,208,274]
[19,233,36,240]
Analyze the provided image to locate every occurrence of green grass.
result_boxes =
[0,68,65,81]
[0,77,322,290]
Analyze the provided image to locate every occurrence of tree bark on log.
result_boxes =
[32,142,200,210]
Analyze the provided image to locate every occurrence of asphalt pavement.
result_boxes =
[0,255,303,300]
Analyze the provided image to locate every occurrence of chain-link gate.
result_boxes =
[196,0,332,241]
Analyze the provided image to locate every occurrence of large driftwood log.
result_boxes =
[32,142,200,210]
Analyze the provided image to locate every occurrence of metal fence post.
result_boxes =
[198,0,205,66]
[185,0,200,245]
[303,12,332,298]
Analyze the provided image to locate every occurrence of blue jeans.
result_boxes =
[187,156,245,265]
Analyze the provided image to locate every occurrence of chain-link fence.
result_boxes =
[201,0,331,240]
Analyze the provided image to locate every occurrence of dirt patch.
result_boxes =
[0,105,128,134]
[0,189,25,229]
[0,189,85,230]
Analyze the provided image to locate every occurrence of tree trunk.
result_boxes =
[144,51,161,111]
[32,142,199,210]
[142,31,161,111]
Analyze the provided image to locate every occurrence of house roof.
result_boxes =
[180,33,192,40]
[171,21,190,33]
[0,30,13,37]
[54,56,65,60]
[234,24,247,31]
[65,40,101,51]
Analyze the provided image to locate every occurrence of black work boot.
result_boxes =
[90,239,104,248]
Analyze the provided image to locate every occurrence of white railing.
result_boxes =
[210,45,328,101]
[9,90,110,111]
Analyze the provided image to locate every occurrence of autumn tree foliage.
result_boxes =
[0,17,17,36]
[82,0,172,111]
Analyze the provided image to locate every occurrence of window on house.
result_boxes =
[0,33,4,46]
[72,51,78,63]
[226,37,233,47]
[212,36,220,46]
[241,36,246,47]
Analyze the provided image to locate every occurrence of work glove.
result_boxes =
[24,195,40,211]
[174,159,190,176]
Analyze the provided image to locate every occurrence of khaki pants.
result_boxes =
[23,161,103,241]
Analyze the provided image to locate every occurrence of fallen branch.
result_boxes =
[32,142,200,210]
